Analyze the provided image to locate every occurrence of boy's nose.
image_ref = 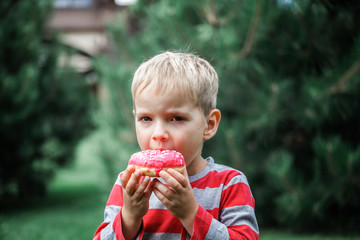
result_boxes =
[151,122,168,142]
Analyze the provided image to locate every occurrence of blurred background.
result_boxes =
[1,0,360,239]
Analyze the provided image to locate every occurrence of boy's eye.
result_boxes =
[140,116,152,121]
[171,116,185,122]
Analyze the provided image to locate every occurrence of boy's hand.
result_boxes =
[153,168,198,235]
[120,165,154,239]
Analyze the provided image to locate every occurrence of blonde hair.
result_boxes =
[132,51,218,116]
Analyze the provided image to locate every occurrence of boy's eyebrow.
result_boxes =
[163,107,190,114]
[133,110,150,116]
[167,110,190,115]
[134,109,191,117]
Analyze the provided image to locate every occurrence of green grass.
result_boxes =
[1,137,359,240]
[0,136,110,240]
[0,186,106,240]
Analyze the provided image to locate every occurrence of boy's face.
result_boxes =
[133,86,208,174]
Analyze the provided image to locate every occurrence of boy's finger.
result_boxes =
[153,184,170,204]
[183,167,189,179]
[158,170,177,188]
[120,165,135,187]
[164,168,188,189]
[154,178,174,199]
[125,170,142,195]
[143,179,156,199]
[133,176,150,200]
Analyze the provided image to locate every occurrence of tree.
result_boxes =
[0,0,93,199]
[94,0,360,232]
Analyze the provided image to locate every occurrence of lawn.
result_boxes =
[0,136,110,240]
[0,139,359,240]
[0,184,106,240]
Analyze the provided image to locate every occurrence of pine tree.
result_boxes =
[0,0,93,199]
[94,0,360,232]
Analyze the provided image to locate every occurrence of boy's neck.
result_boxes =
[187,156,208,176]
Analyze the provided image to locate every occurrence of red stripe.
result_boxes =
[221,182,255,208]
[106,183,123,207]
[113,211,125,240]
[191,169,243,189]
[207,207,220,219]
[143,208,221,235]
[143,209,183,233]
[106,174,147,207]
[229,225,259,240]
[93,222,108,240]
[192,205,213,239]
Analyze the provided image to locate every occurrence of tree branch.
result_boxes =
[194,0,219,27]
[236,0,263,60]
[225,131,243,169]
[0,0,20,21]
[327,59,360,95]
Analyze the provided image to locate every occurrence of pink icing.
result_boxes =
[129,150,185,173]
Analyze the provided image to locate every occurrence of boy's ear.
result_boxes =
[203,109,221,140]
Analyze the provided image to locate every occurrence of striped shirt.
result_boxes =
[94,157,259,240]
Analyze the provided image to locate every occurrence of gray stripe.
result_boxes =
[210,162,234,172]
[100,220,116,240]
[223,174,254,199]
[193,186,222,210]
[223,174,249,190]
[149,193,166,209]
[142,232,182,239]
[189,157,241,182]
[193,174,251,211]
[220,205,259,234]
[104,205,121,222]
[205,218,230,240]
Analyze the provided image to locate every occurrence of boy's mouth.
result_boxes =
[153,148,174,152]
[154,148,166,151]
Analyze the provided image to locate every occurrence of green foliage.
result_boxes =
[91,55,138,181]
[0,0,93,199]
[93,0,360,232]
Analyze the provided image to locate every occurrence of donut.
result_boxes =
[128,150,185,177]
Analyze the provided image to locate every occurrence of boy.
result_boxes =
[93,51,259,240]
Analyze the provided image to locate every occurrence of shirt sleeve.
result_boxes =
[190,172,259,240]
[93,174,127,240]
